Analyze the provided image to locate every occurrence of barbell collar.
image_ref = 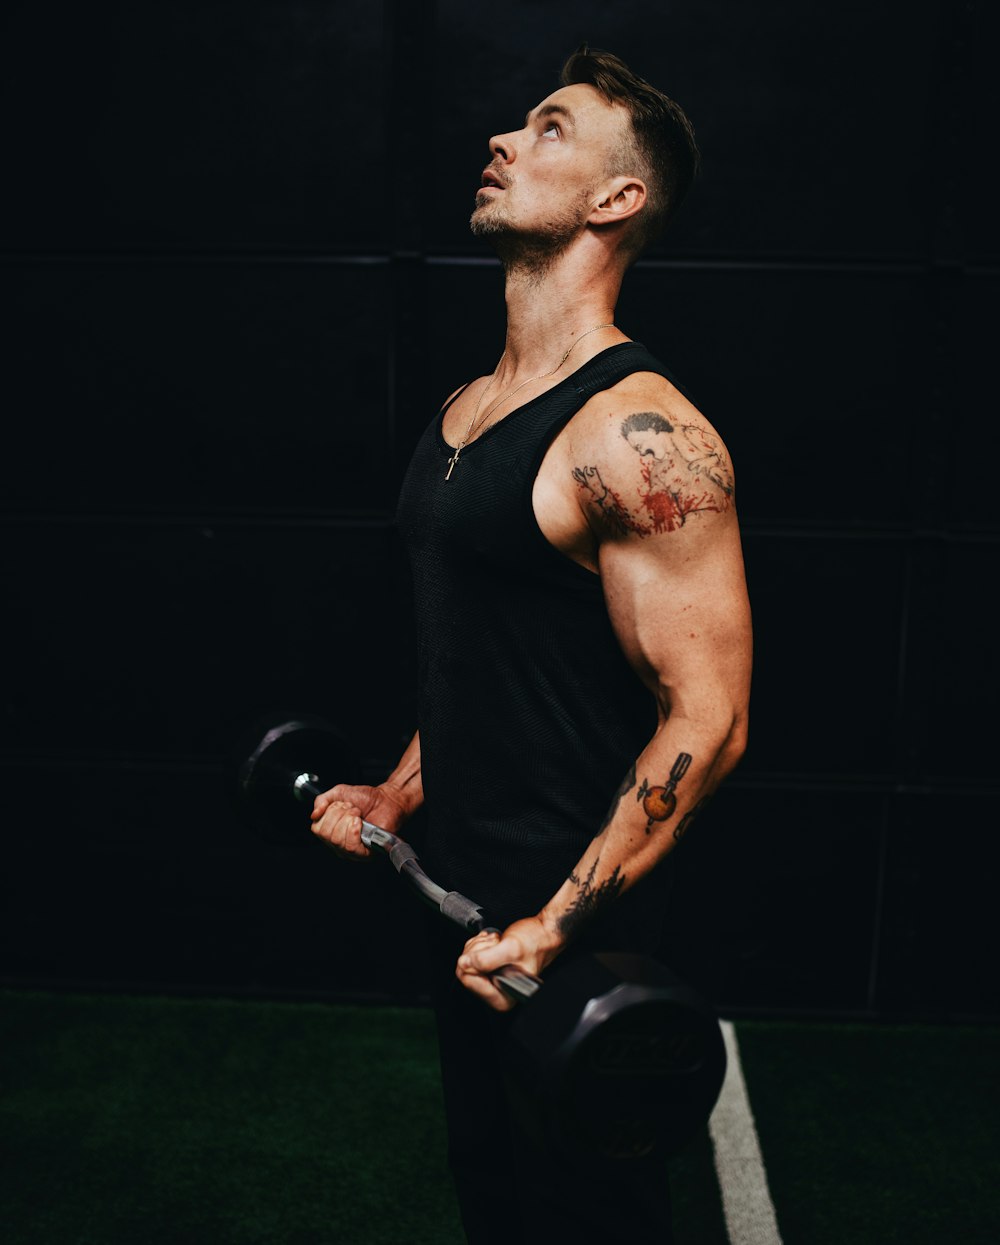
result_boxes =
[292,772,321,803]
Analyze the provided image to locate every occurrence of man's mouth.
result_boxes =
[480,168,506,190]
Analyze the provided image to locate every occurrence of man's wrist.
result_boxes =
[379,777,422,820]
[536,906,568,954]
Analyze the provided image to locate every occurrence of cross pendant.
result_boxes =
[445,448,461,480]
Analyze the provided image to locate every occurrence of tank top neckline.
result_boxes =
[435,339,647,458]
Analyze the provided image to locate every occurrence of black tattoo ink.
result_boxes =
[673,796,709,845]
[574,410,733,540]
[620,410,675,438]
[572,465,635,537]
[637,752,693,834]
[558,858,626,939]
[597,762,637,834]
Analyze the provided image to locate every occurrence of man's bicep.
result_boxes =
[567,392,750,715]
[599,520,751,714]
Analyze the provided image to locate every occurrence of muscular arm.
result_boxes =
[542,499,750,938]
[381,730,425,818]
[457,389,752,1006]
[311,730,424,857]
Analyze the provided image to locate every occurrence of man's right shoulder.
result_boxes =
[439,383,468,412]
[570,371,730,471]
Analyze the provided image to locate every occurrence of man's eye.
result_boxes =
[542,123,559,137]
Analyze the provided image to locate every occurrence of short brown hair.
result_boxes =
[561,46,699,258]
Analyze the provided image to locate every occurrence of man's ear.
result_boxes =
[589,176,647,227]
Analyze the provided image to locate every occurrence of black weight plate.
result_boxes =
[562,995,727,1158]
[236,714,359,845]
[504,951,726,1160]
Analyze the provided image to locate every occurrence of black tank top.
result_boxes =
[397,342,688,937]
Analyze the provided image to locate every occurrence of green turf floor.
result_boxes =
[1,990,997,1244]
[735,1021,1000,1245]
[1,991,460,1245]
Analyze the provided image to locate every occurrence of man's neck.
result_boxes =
[496,247,624,382]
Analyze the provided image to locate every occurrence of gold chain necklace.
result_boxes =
[444,323,616,480]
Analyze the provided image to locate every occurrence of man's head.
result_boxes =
[470,47,699,271]
[560,47,699,259]
[622,410,675,458]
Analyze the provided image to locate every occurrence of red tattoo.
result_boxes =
[636,752,693,833]
[573,411,733,539]
[638,460,727,533]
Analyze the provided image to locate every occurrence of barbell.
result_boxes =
[237,715,727,1160]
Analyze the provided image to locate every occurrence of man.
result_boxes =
[311,46,752,1244]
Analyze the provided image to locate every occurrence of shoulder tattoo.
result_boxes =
[573,410,734,537]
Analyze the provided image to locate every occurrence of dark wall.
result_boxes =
[2,1,995,1019]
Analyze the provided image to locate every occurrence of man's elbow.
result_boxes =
[661,684,749,776]
[717,711,749,777]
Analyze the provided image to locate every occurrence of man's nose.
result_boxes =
[489,132,514,164]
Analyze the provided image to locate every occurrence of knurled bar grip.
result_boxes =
[360,819,542,1002]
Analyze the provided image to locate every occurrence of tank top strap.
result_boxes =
[513,342,695,494]
[570,341,695,405]
[507,342,696,453]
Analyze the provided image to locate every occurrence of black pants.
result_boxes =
[423,918,675,1245]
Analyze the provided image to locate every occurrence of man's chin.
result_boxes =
[468,208,584,278]
[469,201,507,237]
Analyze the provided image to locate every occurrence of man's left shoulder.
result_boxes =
[565,371,737,540]
[574,370,722,450]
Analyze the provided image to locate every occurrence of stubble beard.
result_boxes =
[469,187,593,283]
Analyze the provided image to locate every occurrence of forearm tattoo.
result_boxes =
[636,752,693,834]
[573,410,733,537]
[597,762,637,834]
[560,755,701,939]
[672,795,708,845]
[558,858,626,940]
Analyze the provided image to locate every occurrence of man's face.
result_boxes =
[626,429,669,460]
[470,83,626,252]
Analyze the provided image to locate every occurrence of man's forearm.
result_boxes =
[381,730,425,818]
[455,710,746,1009]
[538,713,744,947]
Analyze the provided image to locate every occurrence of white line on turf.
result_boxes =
[708,1020,784,1245]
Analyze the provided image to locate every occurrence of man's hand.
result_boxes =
[456,917,564,1012]
[310,782,410,861]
